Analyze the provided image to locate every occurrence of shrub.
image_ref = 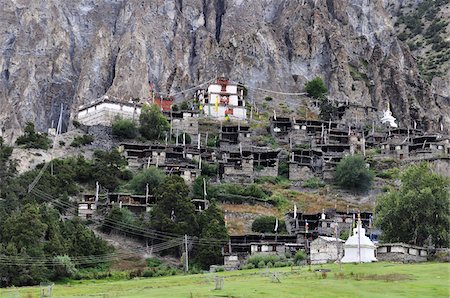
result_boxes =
[304,77,327,99]
[180,101,190,110]
[274,261,287,267]
[340,230,350,241]
[294,250,307,264]
[129,269,143,279]
[206,136,217,147]
[201,162,218,177]
[146,258,163,268]
[16,122,52,149]
[335,155,373,191]
[53,255,77,279]
[247,255,286,268]
[72,120,81,128]
[243,263,255,270]
[303,177,325,189]
[70,134,93,147]
[215,266,225,272]
[112,116,137,139]
[124,166,165,195]
[376,168,400,179]
[139,104,170,140]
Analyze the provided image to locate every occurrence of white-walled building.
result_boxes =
[77,96,141,126]
[201,78,247,120]
[310,236,344,264]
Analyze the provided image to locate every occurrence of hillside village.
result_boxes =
[0,77,448,286]
[46,79,450,263]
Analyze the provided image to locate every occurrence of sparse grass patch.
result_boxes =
[2,263,448,297]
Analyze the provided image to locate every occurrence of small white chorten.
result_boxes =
[380,102,398,128]
[341,214,377,263]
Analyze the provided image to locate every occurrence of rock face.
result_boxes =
[1,0,449,141]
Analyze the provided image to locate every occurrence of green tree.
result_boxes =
[152,175,199,237]
[201,162,218,177]
[16,122,51,149]
[139,104,170,140]
[124,166,165,195]
[91,149,128,191]
[112,116,138,139]
[375,163,449,247]
[2,204,47,256]
[335,155,373,191]
[304,77,327,99]
[0,137,16,192]
[102,206,137,234]
[194,203,228,269]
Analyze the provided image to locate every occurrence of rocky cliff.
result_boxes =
[1,0,449,141]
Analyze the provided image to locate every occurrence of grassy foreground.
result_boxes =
[0,262,448,297]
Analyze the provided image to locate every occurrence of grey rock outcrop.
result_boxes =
[1,0,449,142]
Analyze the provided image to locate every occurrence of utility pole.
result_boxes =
[184,234,189,273]
[335,219,342,271]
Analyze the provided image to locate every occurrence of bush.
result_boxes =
[180,101,190,110]
[53,255,77,279]
[215,266,225,272]
[124,166,165,195]
[376,168,400,179]
[304,77,327,99]
[16,122,51,149]
[294,250,307,264]
[274,261,287,267]
[139,104,170,140]
[247,255,286,268]
[70,134,93,147]
[340,230,350,241]
[243,263,255,270]
[146,258,163,267]
[201,162,218,177]
[303,177,325,189]
[335,155,373,191]
[112,117,137,139]
[72,120,81,128]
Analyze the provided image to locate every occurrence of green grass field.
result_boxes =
[1,262,448,297]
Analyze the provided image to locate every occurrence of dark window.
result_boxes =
[272,245,277,252]
[386,246,391,253]
[257,246,262,252]
[86,214,92,219]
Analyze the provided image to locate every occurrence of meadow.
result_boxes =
[0,262,448,297]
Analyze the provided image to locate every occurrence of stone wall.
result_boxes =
[289,163,314,181]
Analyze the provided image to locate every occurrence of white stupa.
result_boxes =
[380,102,398,128]
[341,215,377,263]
